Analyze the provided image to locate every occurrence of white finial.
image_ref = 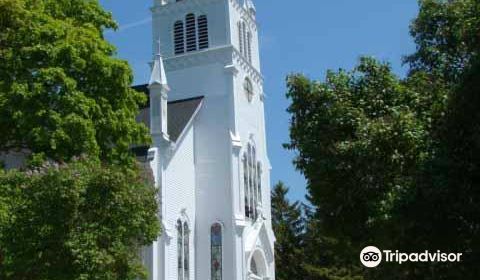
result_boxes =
[148,37,169,88]
[156,38,162,57]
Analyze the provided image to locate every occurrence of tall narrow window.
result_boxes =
[183,223,190,280]
[243,155,250,218]
[244,78,254,102]
[238,22,244,54]
[242,22,247,57]
[250,145,256,220]
[257,163,262,205]
[211,223,223,280]
[197,15,209,50]
[244,142,262,220]
[177,220,184,280]
[174,21,185,55]
[177,220,189,280]
[247,31,252,63]
[185,13,197,52]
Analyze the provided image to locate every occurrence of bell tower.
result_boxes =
[150,0,275,279]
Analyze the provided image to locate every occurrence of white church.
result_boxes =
[135,0,276,279]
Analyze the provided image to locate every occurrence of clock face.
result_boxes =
[244,78,254,102]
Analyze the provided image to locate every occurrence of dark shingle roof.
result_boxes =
[133,84,204,143]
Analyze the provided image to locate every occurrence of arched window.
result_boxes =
[185,13,197,52]
[211,223,223,280]
[174,20,185,55]
[244,142,262,220]
[244,78,254,102]
[251,258,258,276]
[177,220,190,280]
[197,15,209,50]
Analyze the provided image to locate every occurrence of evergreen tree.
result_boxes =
[271,182,305,280]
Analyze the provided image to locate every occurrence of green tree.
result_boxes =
[0,0,160,278]
[0,158,160,280]
[271,182,305,280]
[285,57,440,247]
[405,0,480,83]
[395,0,480,277]
[284,0,480,279]
[0,0,149,163]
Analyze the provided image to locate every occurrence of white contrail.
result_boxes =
[119,17,152,31]
[106,17,152,34]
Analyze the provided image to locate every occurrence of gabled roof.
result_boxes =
[133,84,204,143]
[244,219,275,260]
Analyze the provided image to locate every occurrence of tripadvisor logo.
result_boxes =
[360,246,463,268]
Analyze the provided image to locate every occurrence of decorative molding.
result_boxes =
[162,220,174,239]
[230,131,243,149]
[164,45,232,71]
[234,214,247,229]
[232,48,263,85]
[229,0,257,31]
[163,45,264,85]
[224,64,239,76]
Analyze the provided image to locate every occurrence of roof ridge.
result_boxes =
[168,95,205,104]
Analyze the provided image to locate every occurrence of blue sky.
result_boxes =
[100,0,419,203]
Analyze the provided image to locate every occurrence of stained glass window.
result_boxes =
[211,223,222,280]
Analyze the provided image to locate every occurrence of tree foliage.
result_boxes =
[406,0,480,82]
[0,0,160,278]
[0,0,149,163]
[0,158,160,280]
[284,0,480,278]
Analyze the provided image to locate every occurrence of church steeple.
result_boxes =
[243,0,256,18]
[148,39,169,141]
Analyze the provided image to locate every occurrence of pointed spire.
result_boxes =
[243,0,256,13]
[149,38,169,88]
